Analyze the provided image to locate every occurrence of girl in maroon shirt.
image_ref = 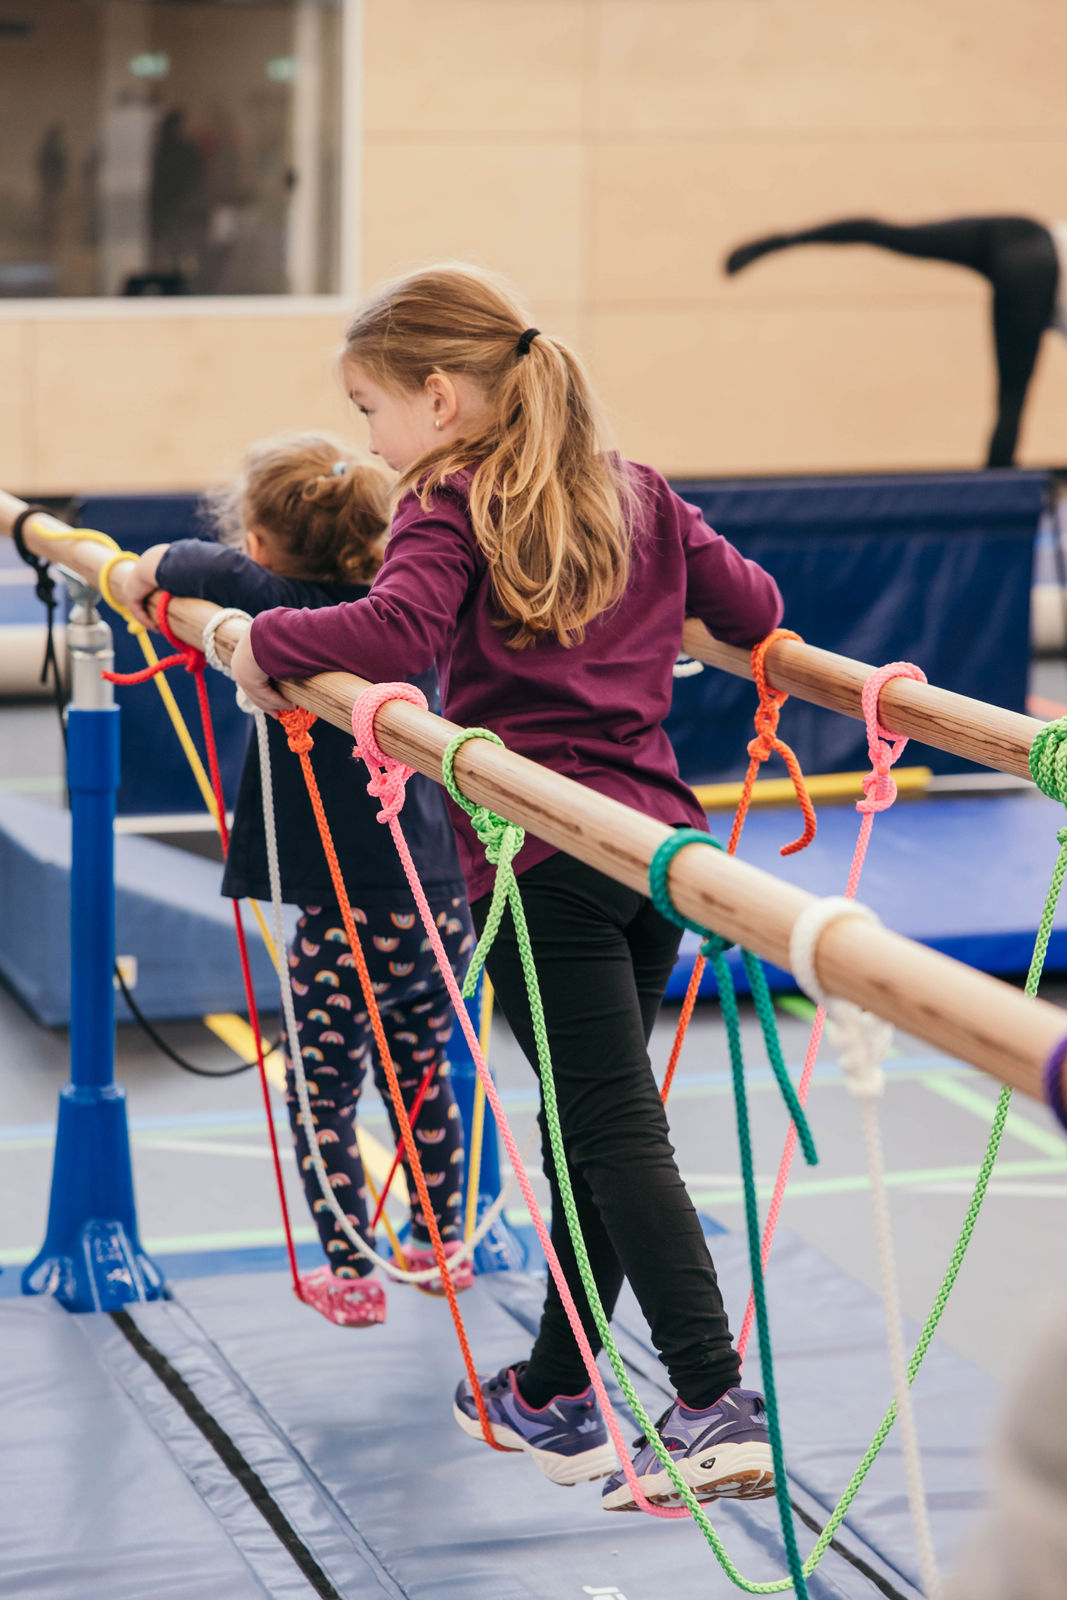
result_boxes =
[231,264,784,1510]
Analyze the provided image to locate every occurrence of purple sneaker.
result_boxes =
[601,1387,775,1511]
[453,1364,616,1486]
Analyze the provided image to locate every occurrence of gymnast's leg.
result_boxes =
[724,214,1036,277]
[985,226,1058,466]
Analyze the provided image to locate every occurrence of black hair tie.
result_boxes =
[516,327,540,357]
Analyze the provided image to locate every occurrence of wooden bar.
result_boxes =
[3,493,1066,1104]
[683,619,1043,783]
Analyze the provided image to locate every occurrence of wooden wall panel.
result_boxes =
[24,314,354,492]
[9,0,1067,489]
[0,323,30,489]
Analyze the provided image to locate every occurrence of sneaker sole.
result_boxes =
[602,1442,776,1511]
[452,1402,617,1486]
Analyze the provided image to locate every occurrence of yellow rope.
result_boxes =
[357,1138,408,1267]
[463,975,494,1241]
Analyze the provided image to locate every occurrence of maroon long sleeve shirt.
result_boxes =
[249,462,783,903]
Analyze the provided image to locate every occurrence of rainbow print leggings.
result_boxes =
[284,894,474,1278]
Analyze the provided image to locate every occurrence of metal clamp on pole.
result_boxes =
[22,578,163,1312]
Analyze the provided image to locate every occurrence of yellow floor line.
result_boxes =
[202,1013,409,1207]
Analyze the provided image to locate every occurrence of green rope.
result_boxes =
[441,727,1067,1594]
[442,731,808,1591]
[650,829,810,1597]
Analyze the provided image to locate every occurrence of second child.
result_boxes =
[126,431,474,1327]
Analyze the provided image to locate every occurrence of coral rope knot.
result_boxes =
[856,661,927,817]
[351,682,429,823]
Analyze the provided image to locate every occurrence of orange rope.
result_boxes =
[726,628,816,859]
[661,627,816,1104]
[279,707,503,1451]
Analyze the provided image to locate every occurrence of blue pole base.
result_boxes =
[22,1083,165,1313]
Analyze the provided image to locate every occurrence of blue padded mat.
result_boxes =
[0,1226,998,1597]
[131,1228,994,1597]
[0,1298,304,1599]
[667,791,1067,998]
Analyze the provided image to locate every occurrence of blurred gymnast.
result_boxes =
[725,215,1066,467]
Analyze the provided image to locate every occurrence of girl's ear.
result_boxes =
[245,527,272,569]
[424,370,460,428]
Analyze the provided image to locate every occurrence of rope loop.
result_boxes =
[280,705,317,755]
[728,628,816,857]
[154,592,204,671]
[1029,716,1067,805]
[97,553,144,635]
[857,661,927,814]
[790,897,890,1099]
[648,829,735,951]
[351,682,427,823]
[202,607,252,673]
[441,728,525,866]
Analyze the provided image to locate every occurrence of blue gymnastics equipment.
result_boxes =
[21,576,163,1312]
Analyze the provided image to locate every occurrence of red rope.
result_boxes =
[661,627,816,1106]
[107,592,303,1296]
[279,705,503,1449]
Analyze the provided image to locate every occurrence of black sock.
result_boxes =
[515,1362,588,1410]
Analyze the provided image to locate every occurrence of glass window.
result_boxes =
[0,0,343,298]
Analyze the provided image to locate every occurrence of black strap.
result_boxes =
[11,504,67,717]
[110,1310,344,1600]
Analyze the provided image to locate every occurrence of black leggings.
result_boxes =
[728,215,1059,468]
[473,852,741,1409]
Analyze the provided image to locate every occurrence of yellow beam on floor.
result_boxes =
[693,765,932,811]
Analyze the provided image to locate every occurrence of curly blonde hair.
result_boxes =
[209,431,391,584]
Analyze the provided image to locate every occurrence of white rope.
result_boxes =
[201,608,257,713]
[254,706,520,1285]
[790,897,941,1599]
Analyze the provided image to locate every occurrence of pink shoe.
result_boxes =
[403,1240,474,1297]
[298,1266,386,1327]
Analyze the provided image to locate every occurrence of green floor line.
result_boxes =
[688,1157,1067,1208]
[0,1222,322,1268]
[0,776,62,794]
[921,1074,1066,1157]
[775,995,817,1023]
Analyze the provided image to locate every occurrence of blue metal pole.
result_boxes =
[23,579,163,1311]
[449,977,528,1274]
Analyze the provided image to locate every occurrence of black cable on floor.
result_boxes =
[113,964,281,1078]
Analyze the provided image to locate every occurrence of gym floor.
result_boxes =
[0,670,1065,1388]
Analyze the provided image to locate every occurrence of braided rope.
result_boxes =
[791,897,940,1599]
[264,706,515,1286]
[736,660,926,1360]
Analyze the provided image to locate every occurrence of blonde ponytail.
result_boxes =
[341,264,633,648]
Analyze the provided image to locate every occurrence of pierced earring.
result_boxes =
[435,419,442,430]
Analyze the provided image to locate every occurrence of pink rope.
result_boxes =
[352,682,689,1519]
[735,660,927,1364]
